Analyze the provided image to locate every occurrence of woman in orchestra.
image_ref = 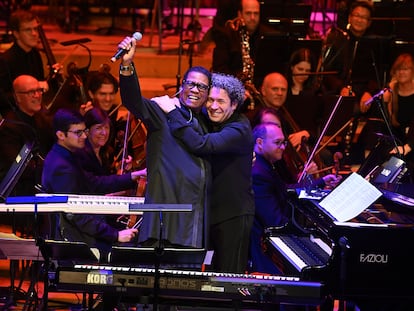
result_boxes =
[384,53,414,180]
[286,47,317,96]
[75,107,118,175]
[74,107,146,230]
[85,67,147,171]
[75,106,146,186]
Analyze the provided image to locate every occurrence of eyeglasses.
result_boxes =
[16,88,44,96]
[182,80,209,92]
[350,13,370,21]
[19,26,39,33]
[67,129,89,137]
[274,140,288,148]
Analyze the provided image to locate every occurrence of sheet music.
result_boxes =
[319,172,382,222]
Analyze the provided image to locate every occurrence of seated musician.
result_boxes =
[41,108,144,261]
[84,66,147,171]
[250,122,341,274]
[254,73,326,183]
[287,47,318,97]
[384,53,414,181]
[0,75,54,233]
[75,107,146,229]
[0,10,56,116]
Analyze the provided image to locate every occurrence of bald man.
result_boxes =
[0,75,54,195]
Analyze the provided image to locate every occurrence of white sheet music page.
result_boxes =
[319,172,382,222]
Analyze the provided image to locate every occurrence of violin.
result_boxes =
[115,111,147,230]
[279,105,313,180]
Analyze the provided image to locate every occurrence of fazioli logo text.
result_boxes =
[360,254,388,263]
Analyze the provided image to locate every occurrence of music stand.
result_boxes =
[0,233,42,311]
[260,2,313,38]
[254,33,290,87]
[119,202,194,311]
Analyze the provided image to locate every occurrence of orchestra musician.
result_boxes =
[384,53,414,181]
[85,67,147,172]
[211,0,273,80]
[41,108,145,258]
[318,0,376,97]
[75,107,146,229]
[0,75,54,236]
[0,10,59,115]
[250,122,341,275]
[287,48,318,97]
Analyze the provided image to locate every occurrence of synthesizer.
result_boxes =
[0,194,145,214]
[53,264,325,307]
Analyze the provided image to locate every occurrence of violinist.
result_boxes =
[260,72,312,153]
[259,72,331,183]
[0,10,60,115]
[74,107,146,229]
[83,69,122,162]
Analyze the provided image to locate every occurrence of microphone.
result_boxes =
[110,32,143,63]
[364,88,391,106]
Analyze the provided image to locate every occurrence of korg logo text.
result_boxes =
[360,253,388,263]
[87,271,114,285]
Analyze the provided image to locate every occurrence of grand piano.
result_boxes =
[264,176,414,309]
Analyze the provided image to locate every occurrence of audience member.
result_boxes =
[118,35,211,249]
[155,73,255,273]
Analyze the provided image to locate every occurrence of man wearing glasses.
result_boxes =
[0,10,51,115]
[250,122,340,274]
[154,73,255,273]
[0,75,54,198]
[41,108,144,257]
[118,35,211,249]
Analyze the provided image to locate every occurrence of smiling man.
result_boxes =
[0,10,51,115]
[155,73,255,273]
[118,35,212,249]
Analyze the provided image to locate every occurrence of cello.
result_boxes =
[37,22,64,105]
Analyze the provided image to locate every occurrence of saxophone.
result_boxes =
[226,17,257,111]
